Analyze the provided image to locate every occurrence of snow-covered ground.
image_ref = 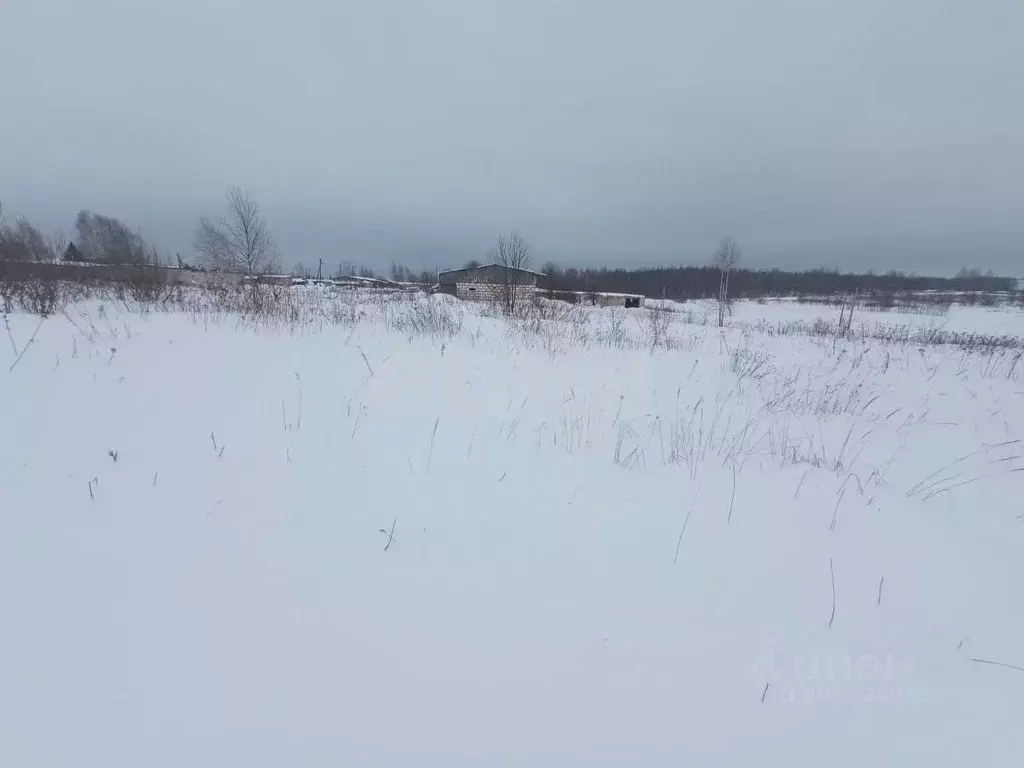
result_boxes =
[2,291,1023,766]
[660,296,1024,337]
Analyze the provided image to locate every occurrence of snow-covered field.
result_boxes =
[665,296,1024,337]
[2,290,1023,766]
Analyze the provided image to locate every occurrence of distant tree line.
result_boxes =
[2,193,442,284]
[0,203,184,267]
[389,263,436,284]
[3,197,1017,297]
[538,263,1016,300]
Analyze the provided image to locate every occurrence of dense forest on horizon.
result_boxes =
[534,263,1016,301]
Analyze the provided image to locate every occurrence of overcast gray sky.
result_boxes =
[2,0,1021,274]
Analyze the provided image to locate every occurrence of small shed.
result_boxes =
[587,292,646,308]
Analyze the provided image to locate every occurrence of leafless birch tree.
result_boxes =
[75,211,150,264]
[195,186,279,275]
[712,237,741,327]
[491,231,531,316]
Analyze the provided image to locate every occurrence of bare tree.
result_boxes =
[712,237,741,327]
[0,215,68,316]
[0,218,57,263]
[47,228,67,263]
[75,211,150,264]
[195,186,279,275]
[541,261,560,278]
[491,231,532,316]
